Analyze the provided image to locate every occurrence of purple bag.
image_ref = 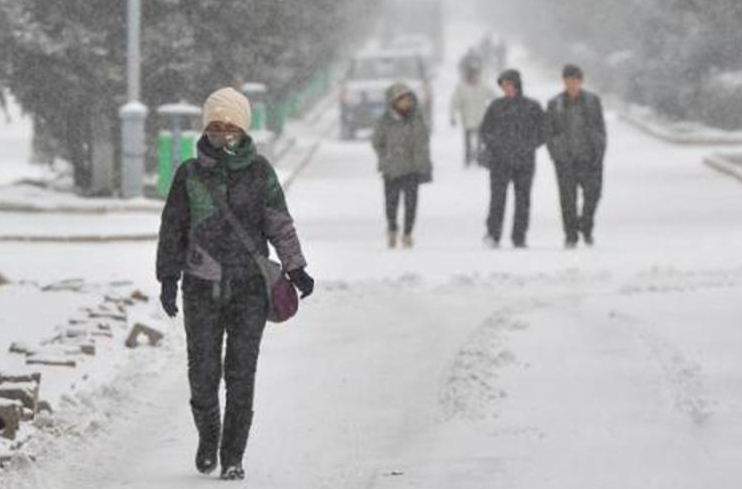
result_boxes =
[198,173,299,323]
[257,256,299,323]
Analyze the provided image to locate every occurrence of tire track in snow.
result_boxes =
[440,301,543,422]
[608,310,714,424]
[619,267,742,296]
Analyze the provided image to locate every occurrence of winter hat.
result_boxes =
[562,64,584,80]
[497,69,523,94]
[202,87,252,134]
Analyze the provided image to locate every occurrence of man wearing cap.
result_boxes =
[479,69,545,249]
[546,64,607,248]
[156,87,315,480]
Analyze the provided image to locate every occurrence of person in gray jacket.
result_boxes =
[546,65,607,248]
[372,82,433,249]
[156,87,314,481]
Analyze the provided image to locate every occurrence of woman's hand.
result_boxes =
[287,268,315,299]
[160,278,179,317]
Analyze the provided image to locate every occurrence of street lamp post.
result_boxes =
[119,0,148,198]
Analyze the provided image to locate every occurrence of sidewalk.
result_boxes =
[620,104,742,146]
[0,90,338,243]
[704,153,742,183]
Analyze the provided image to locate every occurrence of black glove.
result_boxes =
[287,268,315,299]
[160,278,179,317]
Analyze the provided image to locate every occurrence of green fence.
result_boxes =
[157,130,198,197]
[265,66,335,134]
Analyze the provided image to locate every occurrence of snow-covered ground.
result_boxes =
[0,19,741,489]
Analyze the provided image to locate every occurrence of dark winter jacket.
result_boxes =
[156,135,306,283]
[372,82,433,181]
[546,90,607,165]
[479,70,545,169]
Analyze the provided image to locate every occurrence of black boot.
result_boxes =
[192,404,221,475]
[219,409,253,479]
[220,464,245,481]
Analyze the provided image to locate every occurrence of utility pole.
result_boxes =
[119,0,148,198]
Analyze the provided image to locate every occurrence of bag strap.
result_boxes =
[186,162,263,260]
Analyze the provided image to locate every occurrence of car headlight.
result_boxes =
[342,90,363,105]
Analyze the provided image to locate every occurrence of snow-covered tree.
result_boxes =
[0,0,375,191]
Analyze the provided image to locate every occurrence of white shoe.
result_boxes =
[401,234,414,249]
[483,234,500,249]
[387,230,398,249]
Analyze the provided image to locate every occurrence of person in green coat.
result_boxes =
[372,82,433,249]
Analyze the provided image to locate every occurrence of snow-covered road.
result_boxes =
[1,20,742,489]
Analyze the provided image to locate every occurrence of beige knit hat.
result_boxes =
[202,87,252,134]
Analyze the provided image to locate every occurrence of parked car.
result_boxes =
[340,49,434,140]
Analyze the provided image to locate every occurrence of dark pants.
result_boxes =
[555,160,603,242]
[182,273,268,468]
[464,129,478,166]
[487,163,535,245]
[385,174,420,235]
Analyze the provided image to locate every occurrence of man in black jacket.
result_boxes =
[479,69,545,248]
[546,65,607,248]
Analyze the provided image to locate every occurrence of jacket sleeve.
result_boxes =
[262,164,308,272]
[545,99,565,162]
[371,117,387,172]
[156,164,191,282]
[415,115,433,175]
[531,101,547,150]
[592,95,607,162]
[479,103,497,149]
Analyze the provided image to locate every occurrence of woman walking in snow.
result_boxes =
[372,82,433,249]
[156,87,314,480]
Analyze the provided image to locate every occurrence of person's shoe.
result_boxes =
[401,233,414,249]
[583,233,594,246]
[195,438,219,475]
[565,240,578,250]
[387,230,398,249]
[220,464,245,481]
[513,241,528,249]
[483,234,500,249]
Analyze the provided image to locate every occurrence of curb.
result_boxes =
[704,154,742,184]
[0,201,163,215]
[0,234,158,243]
[620,112,742,146]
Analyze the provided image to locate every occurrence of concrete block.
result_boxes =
[0,400,22,440]
[125,323,164,348]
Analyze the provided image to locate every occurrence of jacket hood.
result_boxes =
[497,69,523,95]
[386,81,417,108]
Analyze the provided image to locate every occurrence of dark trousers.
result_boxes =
[464,129,478,166]
[182,274,268,467]
[384,174,419,235]
[555,160,603,242]
[487,163,535,245]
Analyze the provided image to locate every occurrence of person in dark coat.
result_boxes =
[479,69,545,248]
[546,65,607,248]
[156,87,315,481]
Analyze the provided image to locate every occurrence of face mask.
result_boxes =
[207,131,241,152]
